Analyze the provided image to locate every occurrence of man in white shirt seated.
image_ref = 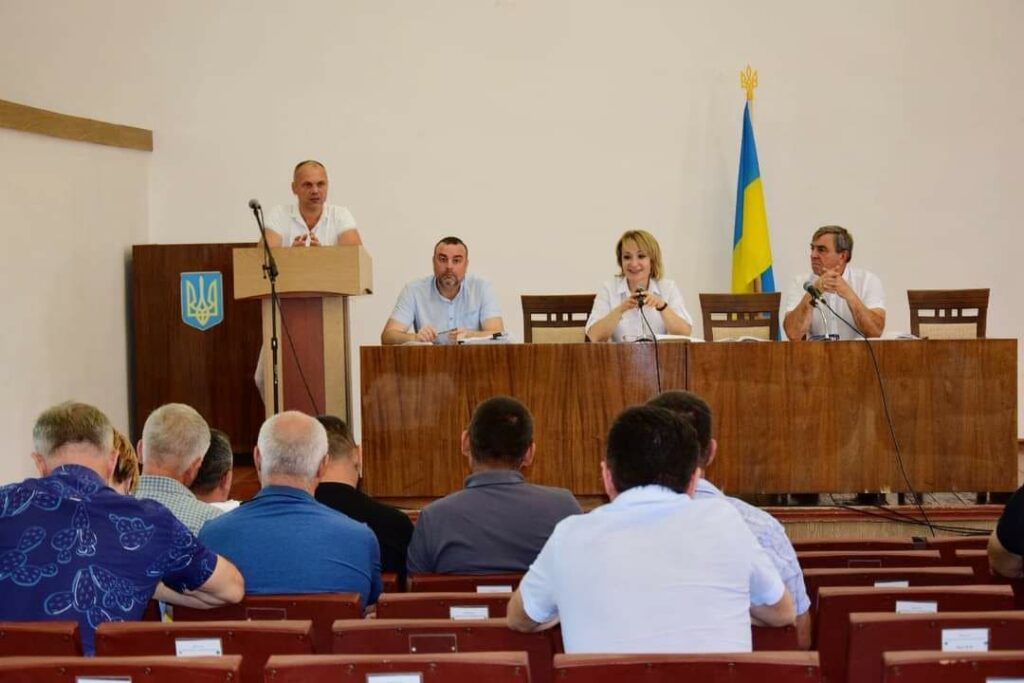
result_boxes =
[507,405,795,653]
[263,160,363,248]
[783,225,885,340]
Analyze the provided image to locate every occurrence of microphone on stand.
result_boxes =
[634,286,646,306]
[804,278,835,340]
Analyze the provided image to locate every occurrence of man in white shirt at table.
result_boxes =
[783,225,885,340]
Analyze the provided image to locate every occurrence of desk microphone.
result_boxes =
[635,286,646,306]
[803,278,822,302]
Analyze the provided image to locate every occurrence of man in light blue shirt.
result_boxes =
[381,236,503,344]
[648,390,812,649]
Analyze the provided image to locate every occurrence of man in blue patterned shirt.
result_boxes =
[648,391,813,649]
[0,402,244,654]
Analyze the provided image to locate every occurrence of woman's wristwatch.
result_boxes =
[656,302,668,312]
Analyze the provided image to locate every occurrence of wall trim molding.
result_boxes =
[0,98,152,151]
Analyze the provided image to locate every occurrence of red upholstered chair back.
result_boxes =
[793,538,920,552]
[265,652,531,683]
[802,566,976,611]
[797,550,943,570]
[407,572,523,593]
[332,618,556,683]
[0,621,81,656]
[882,649,1024,682]
[814,584,1015,683]
[922,535,989,560]
[847,610,1024,683]
[376,591,511,619]
[172,592,360,654]
[553,652,821,682]
[94,619,314,683]
[0,655,241,683]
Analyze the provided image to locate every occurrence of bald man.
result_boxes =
[264,160,363,248]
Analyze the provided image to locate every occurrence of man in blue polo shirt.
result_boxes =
[0,402,245,654]
[199,411,381,608]
[380,236,503,344]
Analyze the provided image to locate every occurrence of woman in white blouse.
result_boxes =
[585,229,694,342]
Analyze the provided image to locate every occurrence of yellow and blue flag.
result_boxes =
[731,102,774,293]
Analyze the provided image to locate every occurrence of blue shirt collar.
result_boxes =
[694,477,723,497]
[609,484,690,507]
[254,484,317,502]
[51,463,108,486]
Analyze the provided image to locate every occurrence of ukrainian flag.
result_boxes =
[731,102,775,293]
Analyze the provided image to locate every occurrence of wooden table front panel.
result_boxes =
[689,339,1017,494]
[360,344,686,498]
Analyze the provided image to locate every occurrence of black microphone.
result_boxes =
[803,279,822,302]
[248,199,261,211]
[635,286,646,306]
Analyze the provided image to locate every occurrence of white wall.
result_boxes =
[1,0,1021,484]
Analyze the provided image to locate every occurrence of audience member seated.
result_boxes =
[314,415,414,583]
[199,411,382,607]
[134,403,223,533]
[989,481,1024,578]
[407,396,581,575]
[110,429,140,494]
[0,402,244,654]
[507,405,795,653]
[648,390,812,649]
[190,428,239,512]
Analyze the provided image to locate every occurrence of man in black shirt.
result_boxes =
[990,482,1024,578]
[314,415,414,584]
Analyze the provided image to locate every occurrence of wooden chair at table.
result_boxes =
[265,652,531,683]
[172,592,361,654]
[521,294,595,343]
[94,620,314,683]
[0,655,241,683]
[907,288,989,339]
[0,621,81,656]
[699,292,781,341]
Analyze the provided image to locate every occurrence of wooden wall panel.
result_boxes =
[131,244,264,452]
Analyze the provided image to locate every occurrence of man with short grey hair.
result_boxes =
[199,411,381,606]
[0,401,244,655]
[135,403,222,533]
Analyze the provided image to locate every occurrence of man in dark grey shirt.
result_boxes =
[407,396,582,575]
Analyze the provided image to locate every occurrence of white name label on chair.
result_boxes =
[895,600,938,614]
[984,679,1024,683]
[175,637,224,657]
[366,674,423,683]
[76,678,131,683]
[873,580,910,588]
[476,585,512,593]
[450,605,490,620]
[942,628,989,652]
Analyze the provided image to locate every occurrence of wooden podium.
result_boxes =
[233,246,372,421]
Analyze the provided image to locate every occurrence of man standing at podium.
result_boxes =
[264,160,363,248]
[783,225,885,340]
[381,236,504,344]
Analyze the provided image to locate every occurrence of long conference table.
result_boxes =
[360,339,1018,500]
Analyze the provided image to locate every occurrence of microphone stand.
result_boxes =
[251,204,281,415]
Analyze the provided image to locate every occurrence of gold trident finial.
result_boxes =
[740,65,758,102]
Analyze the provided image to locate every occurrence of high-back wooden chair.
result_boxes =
[907,288,989,339]
[407,572,523,593]
[699,292,781,341]
[376,592,512,619]
[521,294,595,343]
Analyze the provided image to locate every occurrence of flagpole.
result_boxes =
[740,64,761,293]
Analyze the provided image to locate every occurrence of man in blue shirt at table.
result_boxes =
[199,411,381,608]
[380,236,503,344]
